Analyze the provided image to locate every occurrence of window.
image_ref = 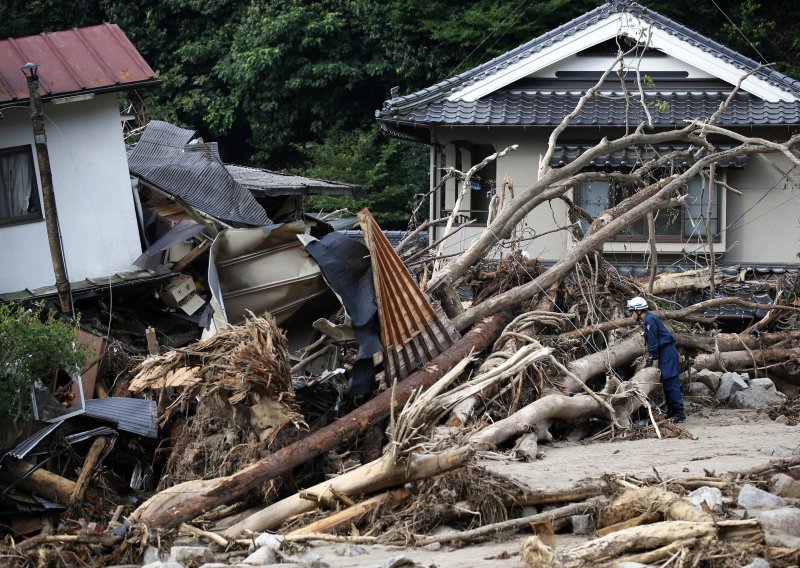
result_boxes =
[0,146,42,226]
[576,176,719,243]
[436,142,496,225]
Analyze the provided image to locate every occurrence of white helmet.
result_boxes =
[627,296,649,311]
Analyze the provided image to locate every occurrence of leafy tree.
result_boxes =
[0,304,87,428]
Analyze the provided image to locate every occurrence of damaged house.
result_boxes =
[0,24,160,302]
[376,0,800,271]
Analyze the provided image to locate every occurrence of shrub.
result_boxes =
[0,303,87,427]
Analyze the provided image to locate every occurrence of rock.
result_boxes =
[737,484,785,509]
[686,382,712,397]
[775,415,789,424]
[749,378,776,390]
[743,558,770,568]
[199,564,230,568]
[171,546,214,566]
[753,507,800,548]
[762,445,798,457]
[686,486,723,512]
[383,555,415,568]
[422,542,442,551]
[771,473,800,498]
[335,544,367,557]
[431,525,457,535]
[570,514,595,535]
[254,533,284,551]
[693,369,721,393]
[730,388,786,409]
[716,372,748,401]
[241,546,278,566]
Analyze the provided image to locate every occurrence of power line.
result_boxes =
[709,0,769,64]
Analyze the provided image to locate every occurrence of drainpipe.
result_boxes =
[21,62,71,314]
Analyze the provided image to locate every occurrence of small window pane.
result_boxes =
[0,146,41,225]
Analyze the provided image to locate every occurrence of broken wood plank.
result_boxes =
[69,436,110,507]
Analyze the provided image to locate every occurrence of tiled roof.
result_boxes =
[377,0,800,127]
[382,91,800,127]
[226,165,363,198]
[0,23,158,109]
[550,143,749,169]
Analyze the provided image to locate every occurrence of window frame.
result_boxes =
[0,144,43,228]
[573,173,722,244]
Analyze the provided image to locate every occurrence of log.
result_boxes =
[675,331,800,352]
[17,533,122,552]
[470,368,660,449]
[69,436,110,506]
[552,521,715,567]
[286,487,410,536]
[0,460,99,506]
[648,268,721,295]
[143,314,509,530]
[693,347,800,372]
[221,446,471,537]
[598,486,712,528]
[510,479,609,507]
[416,498,600,546]
[595,511,662,538]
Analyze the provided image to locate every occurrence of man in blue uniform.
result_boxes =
[627,296,686,423]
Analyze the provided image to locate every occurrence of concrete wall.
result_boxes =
[0,93,142,293]
[431,125,800,266]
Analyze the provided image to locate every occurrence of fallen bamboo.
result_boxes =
[416,498,601,546]
[143,314,509,530]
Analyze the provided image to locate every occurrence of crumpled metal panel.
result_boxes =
[208,222,329,327]
[128,121,271,227]
[0,23,158,108]
[357,208,460,382]
[227,165,363,197]
[83,398,158,438]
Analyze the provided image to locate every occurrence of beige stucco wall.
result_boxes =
[431,125,800,266]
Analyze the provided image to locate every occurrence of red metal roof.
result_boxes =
[0,23,159,109]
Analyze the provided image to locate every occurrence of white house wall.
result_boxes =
[0,93,141,293]
[724,152,800,264]
[532,54,714,80]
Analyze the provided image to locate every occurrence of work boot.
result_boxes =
[670,413,686,423]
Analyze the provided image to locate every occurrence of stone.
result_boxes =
[716,372,748,401]
[686,486,723,512]
[771,473,800,498]
[737,484,785,509]
[743,558,770,568]
[383,555,415,568]
[241,546,278,566]
[171,546,214,566]
[686,382,712,397]
[335,544,367,557]
[570,514,595,535]
[749,378,776,390]
[693,369,721,393]
[753,507,800,537]
[254,533,284,551]
[422,542,442,551]
[775,415,789,424]
[730,388,786,409]
[199,564,230,568]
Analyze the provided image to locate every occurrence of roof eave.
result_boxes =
[0,78,162,110]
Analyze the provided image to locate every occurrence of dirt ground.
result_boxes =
[301,407,800,568]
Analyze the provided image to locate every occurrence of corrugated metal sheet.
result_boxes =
[128,121,272,227]
[357,208,460,382]
[226,165,363,197]
[2,423,62,461]
[0,23,158,109]
[83,398,158,438]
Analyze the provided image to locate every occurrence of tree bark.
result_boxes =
[692,347,800,372]
[470,368,660,449]
[143,314,509,530]
[221,446,471,537]
[0,460,100,506]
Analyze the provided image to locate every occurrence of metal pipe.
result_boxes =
[23,63,71,314]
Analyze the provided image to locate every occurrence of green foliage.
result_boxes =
[303,128,428,229]
[0,304,86,425]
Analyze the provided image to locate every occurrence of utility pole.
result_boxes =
[21,62,71,314]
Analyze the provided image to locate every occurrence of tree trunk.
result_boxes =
[0,460,101,506]
[692,347,800,372]
[69,436,110,506]
[221,446,471,537]
[142,314,509,530]
[470,368,660,449]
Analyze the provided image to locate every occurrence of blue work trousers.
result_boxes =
[659,343,684,416]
